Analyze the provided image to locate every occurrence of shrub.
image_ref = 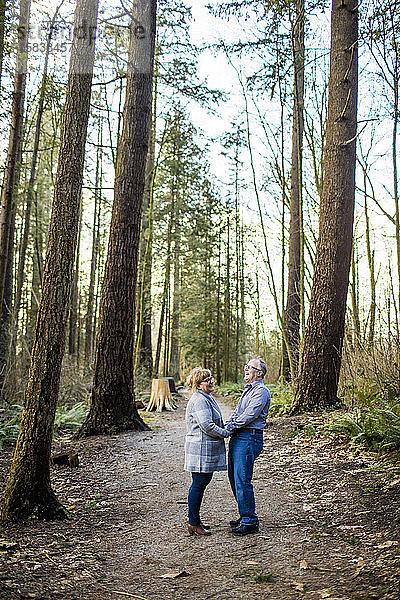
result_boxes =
[215,382,243,402]
[327,404,400,452]
[0,400,90,447]
[268,383,295,417]
[0,404,22,448]
[54,402,89,433]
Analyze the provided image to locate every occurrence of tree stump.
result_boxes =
[147,379,176,412]
[162,377,177,394]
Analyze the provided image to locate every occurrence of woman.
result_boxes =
[184,367,230,536]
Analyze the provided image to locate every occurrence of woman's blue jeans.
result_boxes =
[228,430,263,525]
[188,472,213,526]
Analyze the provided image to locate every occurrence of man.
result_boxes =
[225,356,271,536]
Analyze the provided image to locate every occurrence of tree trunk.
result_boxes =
[169,210,180,381]
[1,0,99,521]
[293,0,358,412]
[363,180,376,349]
[223,210,231,382]
[79,0,157,436]
[283,0,305,381]
[0,0,30,308]
[135,62,159,378]
[349,244,361,349]
[215,222,221,385]
[68,204,81,356]
[0,0,7,86]
[27,194,43,353]
[135,144,154,377]
[84,125,101,363]
[153,256,169,378]
[12,3,60,353]
[0,210,15,397]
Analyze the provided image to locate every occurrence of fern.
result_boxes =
[268,383,295,417]
[54,402,89,433]
[328,404,400,452]
[0,404,23,448]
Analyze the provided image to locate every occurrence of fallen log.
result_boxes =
[52,451,79,467]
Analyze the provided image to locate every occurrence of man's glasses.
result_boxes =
[202,376,215,383]
[244,363,263,372]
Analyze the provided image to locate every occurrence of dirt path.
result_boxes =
[0,392,399,600]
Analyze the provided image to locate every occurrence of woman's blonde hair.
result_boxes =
[186,367,212,394]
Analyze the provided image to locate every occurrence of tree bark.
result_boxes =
[27,194,43,353]
[0,0,30,308]
[0,210,15,397]
[0,0,7,86]
[135,145,154,377]
[1,0,99,521]
[68,204,81,356]
[169,208,180,381]
[293,0,358,412]
[12,3,61,352]
[84,126,101,363]
[283,0,305,381]
[79,0,157,436]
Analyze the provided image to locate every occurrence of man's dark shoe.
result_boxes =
[231,522,259,536]
[229,518,241,528]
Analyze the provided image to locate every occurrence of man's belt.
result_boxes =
[238,427,263,433]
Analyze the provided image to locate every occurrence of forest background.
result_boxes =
[0,0,399,498]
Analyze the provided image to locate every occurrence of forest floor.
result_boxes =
[0,390,399,600]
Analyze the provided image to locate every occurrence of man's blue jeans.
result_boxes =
[188,472,213,526]
[228,430,263,526]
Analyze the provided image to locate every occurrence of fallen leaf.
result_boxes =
[246,560,259,566]
[387,479,400,488]
[0,541,19,551]
[299,559,312,570]
[376,541,398,549]
[320,591,332,598]
[356,557,365,568]
[291,581,305,592]
[159,570,190,579]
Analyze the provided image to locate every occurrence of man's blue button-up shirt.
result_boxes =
[225,380,271,432]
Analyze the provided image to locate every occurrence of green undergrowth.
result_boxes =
[327,404,400,453]
[216,381,295,417]
[267,383,295,417]
[0,404,22,448]
[326,378,400,453]
[0,401,90,448]
[234,565,276,583]
[215,382,243,402]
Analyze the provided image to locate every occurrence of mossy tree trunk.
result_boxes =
[0,0,30,308]
[283,0,305,382]
[1,0,99,521]
[293,0,358,412]
[79,0,157,436]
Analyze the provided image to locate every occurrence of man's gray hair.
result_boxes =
[255,356,267,377]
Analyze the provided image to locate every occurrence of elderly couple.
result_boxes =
[184,357,271,537]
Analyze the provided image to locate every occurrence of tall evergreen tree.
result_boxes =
[283,0,305,381]
[293,0,358,412]
[79,0,157,436]
[1,0,99,521]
